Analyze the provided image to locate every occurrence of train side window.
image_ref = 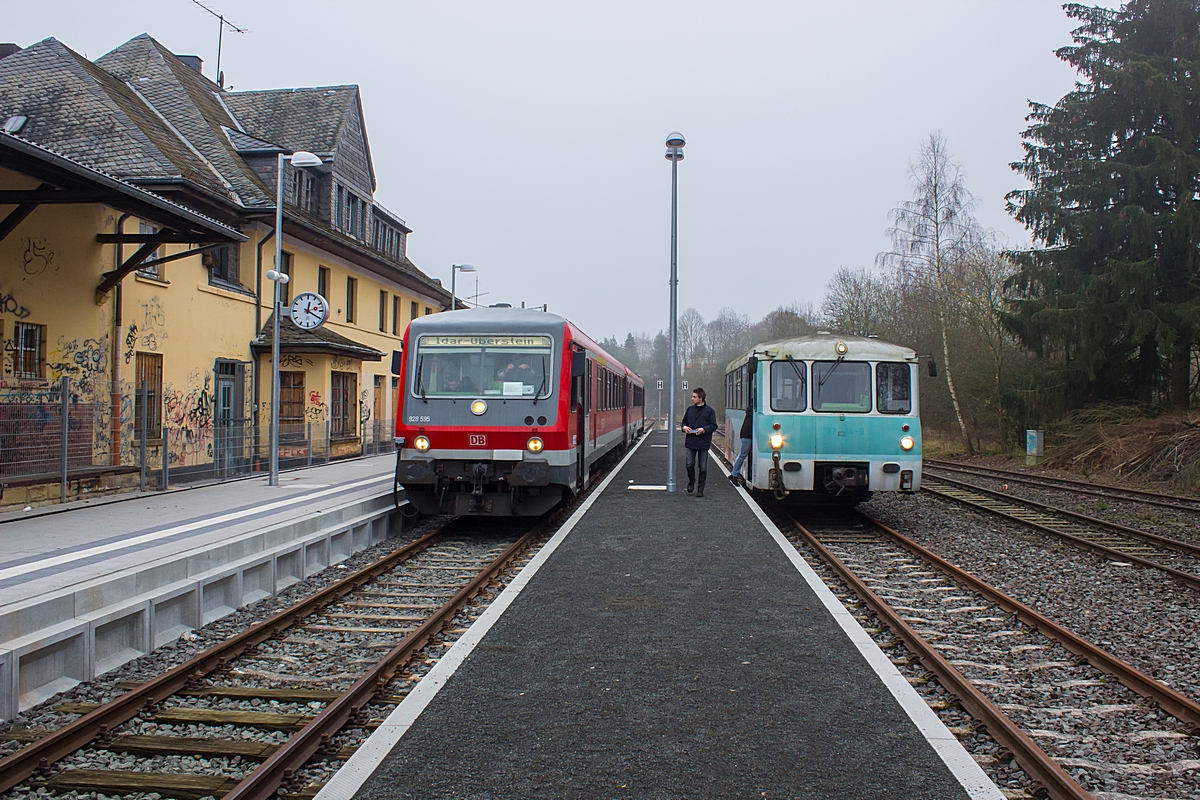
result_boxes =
[770,360,808,412]
[876,362,912,414]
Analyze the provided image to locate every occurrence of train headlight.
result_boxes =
[414,435,431,452]
[527,436,544,453]
[835,341,848,356]
[470,399,487,416]
[900,435,915,451]
[769,433,784,450]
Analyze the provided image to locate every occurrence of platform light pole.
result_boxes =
[269,149,323,487]
[664,132,685,492]
[450,263,476,311]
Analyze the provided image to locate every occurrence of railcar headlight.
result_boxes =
[900,435,915,451]
[527,436,544,453]
[470,399,487,416]
[769,433,784,450]
[835,341,848,355]
[414,435,431,452]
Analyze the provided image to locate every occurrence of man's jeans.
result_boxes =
[731,437,752,479]
[685,447,708,489]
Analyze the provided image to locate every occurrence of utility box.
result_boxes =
[1026,429,1044,465]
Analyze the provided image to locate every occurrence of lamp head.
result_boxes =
[454,263,477,273]
[665,148,684,162]
[288,151,323,168]
[665,131,686,148]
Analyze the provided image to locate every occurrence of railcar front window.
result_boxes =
[812,361,871,413]
[876,362,912,414]
[770,361,807,411]
[414,335,554,398]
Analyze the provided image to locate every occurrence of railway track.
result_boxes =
[921,471,1200,593]
[925,459,1200,515]
[785,508,1200,800]
[0,517,556,799]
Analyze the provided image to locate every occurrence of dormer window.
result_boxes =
[292,169,317,215]
[334,182,367,240]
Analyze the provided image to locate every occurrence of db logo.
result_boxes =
[469,434,487,447]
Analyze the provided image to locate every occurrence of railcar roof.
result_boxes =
[726,334,917,372]
[408,308,568,337]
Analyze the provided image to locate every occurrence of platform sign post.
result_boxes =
[59,376,69,504]
[1026,429,1044,466]
[665,131,685,492]
[139,381,148,493]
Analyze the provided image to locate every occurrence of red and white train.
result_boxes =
[393,308,645,516]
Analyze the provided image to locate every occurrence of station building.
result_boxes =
[0,35,449,499]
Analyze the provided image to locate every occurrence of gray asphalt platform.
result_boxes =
[333,430,998,800]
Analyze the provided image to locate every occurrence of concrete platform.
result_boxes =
[322,431,1002,799]
[0,455,404,719]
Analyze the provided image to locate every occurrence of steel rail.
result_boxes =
[0,527,447,793]
[855,512,1200,731]
[787,515,1092,800]
[924,459,1200,513]
[223,520,546,800]
[926,472,1200,558]
[923,476,1200,593]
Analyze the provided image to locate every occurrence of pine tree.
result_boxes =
[1006,0,1200,409]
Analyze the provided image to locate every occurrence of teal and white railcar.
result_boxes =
[722,334,925,503]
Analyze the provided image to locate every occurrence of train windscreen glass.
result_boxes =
[812,361,871,412]
[876,362,911,414]
[770,361,807,411]
[414,335,554,398]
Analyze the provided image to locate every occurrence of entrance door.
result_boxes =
[214,360,243,477]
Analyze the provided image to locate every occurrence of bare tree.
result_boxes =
[678,308,706,370]
[820,267,893,337]
[878,132,980,453]
[706,307,751,359]
[754,303,818,342]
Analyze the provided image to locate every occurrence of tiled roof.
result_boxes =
[223,86,358,156]
[251,313,385,361]
[224,127,280,153]
[0,37,232,199]
[96,35,274,207]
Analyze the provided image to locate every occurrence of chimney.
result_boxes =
[175,54,203,74]
[0,44,22,60]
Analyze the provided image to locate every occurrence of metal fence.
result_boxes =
[0,376,395,504]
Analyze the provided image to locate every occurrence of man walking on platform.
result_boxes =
[680,387,718,497]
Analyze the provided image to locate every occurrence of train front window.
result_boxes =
[413,335,554,398]
[812,361,871,413]
[770,360,807,412]
[876,362,911,414]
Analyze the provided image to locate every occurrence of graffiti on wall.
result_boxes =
[47,334,110,401]
[162,370,216,466]
[359,388,371,422]
[0,291,31,319]
[281,354,314,368]
[124,324,138,364]
[20,237,56,278]
[139,298,168,352]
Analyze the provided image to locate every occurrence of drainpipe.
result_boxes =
[253,226,275,468]
[111,213,131,467]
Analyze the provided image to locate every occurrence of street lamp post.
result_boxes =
[450,263,477,310]
[664,131,685,492]
[269,149,323,487]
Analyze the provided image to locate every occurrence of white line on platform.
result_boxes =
[316,432,653,799]
[627,485,667,490]
[0,474,391,581]
[712,457,1006,800]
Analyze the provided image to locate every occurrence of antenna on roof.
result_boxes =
[189,0,247,89]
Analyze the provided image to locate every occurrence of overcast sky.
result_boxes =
[10,1,1089,340]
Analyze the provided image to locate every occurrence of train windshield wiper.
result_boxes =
[532,355,548,404]
[416,354,428,403]
[785,355,804,384]
[818,355,845,388]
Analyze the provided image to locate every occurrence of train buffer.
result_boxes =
[323,429,1002,799]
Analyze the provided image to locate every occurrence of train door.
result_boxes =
[571,349,588,490]
[621,376,629,450]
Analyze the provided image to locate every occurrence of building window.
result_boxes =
[318,266,330,299]
[280,371,305,438]
[331,371,357,437]
[134,352,163,439]
[425,306,432,316]
[378,290,387,332]
[204,245,240,285]
[410,301,418,322]
[334,183,343,231]
[346,277,358,323]
[12,321,45,379]
[137,221,162,278]
[397,230,406,259]
[391,295,400,335]
[292,169,317,215]
[279,251,292,306]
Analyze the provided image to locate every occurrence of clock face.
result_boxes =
[290,292,329,330]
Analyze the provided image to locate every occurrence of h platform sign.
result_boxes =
[657,380,663,390]
[682,380,688,391]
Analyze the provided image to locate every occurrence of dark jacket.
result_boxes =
[680,403,718,452]
[739,409,753,440]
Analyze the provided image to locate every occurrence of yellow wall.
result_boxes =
[1,167,439,477]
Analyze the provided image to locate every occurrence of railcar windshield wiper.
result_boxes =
[818,355,845,388]
[785,355,804,383]
[532,355,548,404]
[415,354,428,403]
